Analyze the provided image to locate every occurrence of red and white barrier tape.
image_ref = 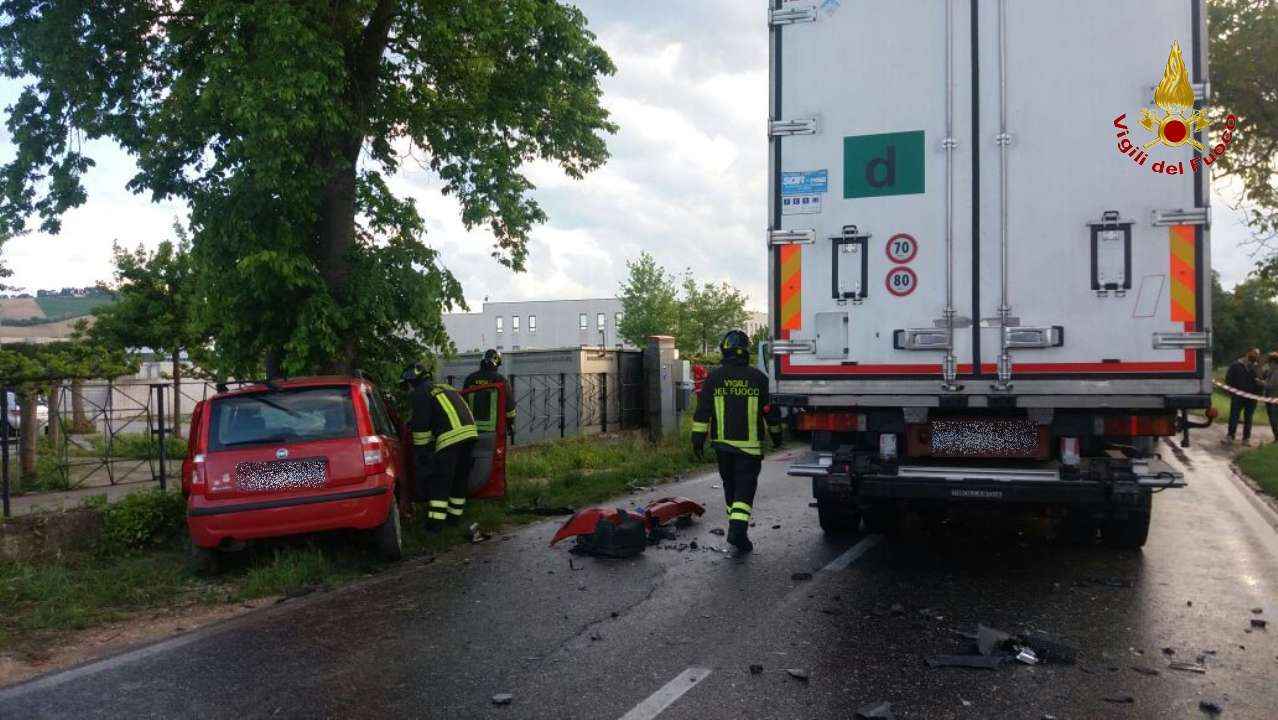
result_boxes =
[1213,380,1278,405]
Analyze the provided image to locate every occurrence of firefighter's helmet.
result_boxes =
[400,362,433,385]
[482,349,502,370]
[719,329,750,361]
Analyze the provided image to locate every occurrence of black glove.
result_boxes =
[692,434,705,460]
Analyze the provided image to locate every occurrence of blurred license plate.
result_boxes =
[235,458,328,492]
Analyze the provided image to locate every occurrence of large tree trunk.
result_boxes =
[46,381,62,451]
[315,142,362,374]
[171,350,182,439]
[71,377,89,432]
[18,387,36,480]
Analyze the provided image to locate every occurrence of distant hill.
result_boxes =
[0,291,114,326]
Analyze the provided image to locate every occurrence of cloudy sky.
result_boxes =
[0,1,1264,310]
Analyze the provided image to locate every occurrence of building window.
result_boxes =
[579,313,588,330]
[529,315,537,332]
[496,317,503,334]
[597,312,606,330]
[615,312,622,329]
[512,316,520,332]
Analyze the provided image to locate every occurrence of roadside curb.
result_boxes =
[1226,462,1278,535]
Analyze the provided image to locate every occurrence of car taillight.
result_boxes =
[797,412,867,432]
[1101,414,1177,437]
[362,436,388,475]
[190,453,206,492]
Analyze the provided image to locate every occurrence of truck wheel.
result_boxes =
[816,498,860,535]
[374,501,404,560]
[1101,492,1152,549]
[862,504,899,536]
[187,538,221,576]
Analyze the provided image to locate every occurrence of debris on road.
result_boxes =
[550,497,705,558]
[1162,647,1176,656]
[1250,618,1267,629]
[491,693,513,706]
[1015,648,1040,665]
[1251,607,1263,614]
[1167,661,1206,674]
[1021,630,1077,664]
[854,700,895,719]
[749,664,763,675]
[786,668,809,681]
[926,655,1006,669]
[791,572,813,582]
[1199,698,1224,715]
[1131,664,1160,676]
[469,523,490,544]
[977,625,1014,656]
[709,528,726,536]
[1102,693,1135,704]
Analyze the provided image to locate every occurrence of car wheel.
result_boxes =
[816,497,860,536]
[187,537,221,576]
[374,500,404,561]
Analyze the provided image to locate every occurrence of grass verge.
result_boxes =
[1235,443,1278,500]
[0,428,716,661]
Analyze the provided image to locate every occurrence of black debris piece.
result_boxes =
[927,654,1006,670]
[610,611,619,618]
[1162,647,1176,656]
[1199,698,1224,715]
[1102,694,1135,704]
[1167,661,1207,674]
[1131,665,1160,676]
[709,528,726,536]
[675,515,694,528]
[589,632,602,641]
[786,668,809,681]
[854,701,895,720]
[1187,600,1194,607]
[492,693,513,706]
[977,625,1014,656]
[1251,607,1263,614]
[792,572,814,582]
[1021,630,1078,664]
[749,664,764,675]
[689,540,699,550]
[772,524,781,529]
[1250,618,1267,629]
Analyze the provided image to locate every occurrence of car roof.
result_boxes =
[212,375,368,401]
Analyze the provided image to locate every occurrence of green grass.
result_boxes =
[1202,388,1274,426]
[0,427,717,656]
[1236,443,1278,500]
[32,294,114,322]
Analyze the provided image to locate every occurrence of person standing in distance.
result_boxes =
[690,329,783,553]
[402,362,478,533]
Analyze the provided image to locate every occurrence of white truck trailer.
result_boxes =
[769,0,1214,547]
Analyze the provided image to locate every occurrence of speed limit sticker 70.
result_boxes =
[885,267,918,297]
[886,233,918,264]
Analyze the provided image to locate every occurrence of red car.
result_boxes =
[181,376,407,569]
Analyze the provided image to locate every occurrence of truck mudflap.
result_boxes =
[788,452,1185,505]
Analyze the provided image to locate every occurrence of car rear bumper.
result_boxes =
[187,477,394,549]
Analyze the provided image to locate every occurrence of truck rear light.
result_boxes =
[190,453,206,492]
[879,433,898,461]
[1101,414,1176,437]
[362,436,388,475]
[1060,438,1080,467]
[797,412,866,432]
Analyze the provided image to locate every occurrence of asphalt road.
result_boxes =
[3,435,1277,720]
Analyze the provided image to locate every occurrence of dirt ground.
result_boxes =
[0,299,45,322]
[0,596,277,687]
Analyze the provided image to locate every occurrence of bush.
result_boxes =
[99,489,186,552]
[91,433,188,460]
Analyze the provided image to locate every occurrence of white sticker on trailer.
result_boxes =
[782,194,823,215]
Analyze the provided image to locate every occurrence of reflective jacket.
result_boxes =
[463,368,516,432]
[691,361,782,457]
[408,383,478,451]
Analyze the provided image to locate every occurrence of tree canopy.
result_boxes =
[617,252,680,349]
[0,1,616,384]
[1208,0,1278,264]
[616,251,755,358]
[676,275,750,356]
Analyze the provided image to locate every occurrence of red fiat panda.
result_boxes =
[182,377,407,566]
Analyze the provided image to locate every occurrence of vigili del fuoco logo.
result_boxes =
[1112,41,1238,176]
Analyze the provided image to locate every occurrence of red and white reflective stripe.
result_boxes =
[1214,381,1278,405]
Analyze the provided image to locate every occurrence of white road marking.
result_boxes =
[617,667,712,720]
[821,534,882,572]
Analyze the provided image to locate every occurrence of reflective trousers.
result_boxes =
[415,439,476,525]
[715,448,761,525]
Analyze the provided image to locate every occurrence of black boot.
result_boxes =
[727,519,753,554]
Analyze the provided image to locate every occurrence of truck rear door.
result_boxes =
[770,0,976,384]
[975,1,1207,383]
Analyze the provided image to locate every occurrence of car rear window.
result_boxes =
[208,386,357,451]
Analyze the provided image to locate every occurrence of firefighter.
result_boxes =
[402,362,479,533]
[690,329,783,553]
[463,349,516,442]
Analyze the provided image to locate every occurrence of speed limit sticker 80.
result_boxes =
[885,267,917,297]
